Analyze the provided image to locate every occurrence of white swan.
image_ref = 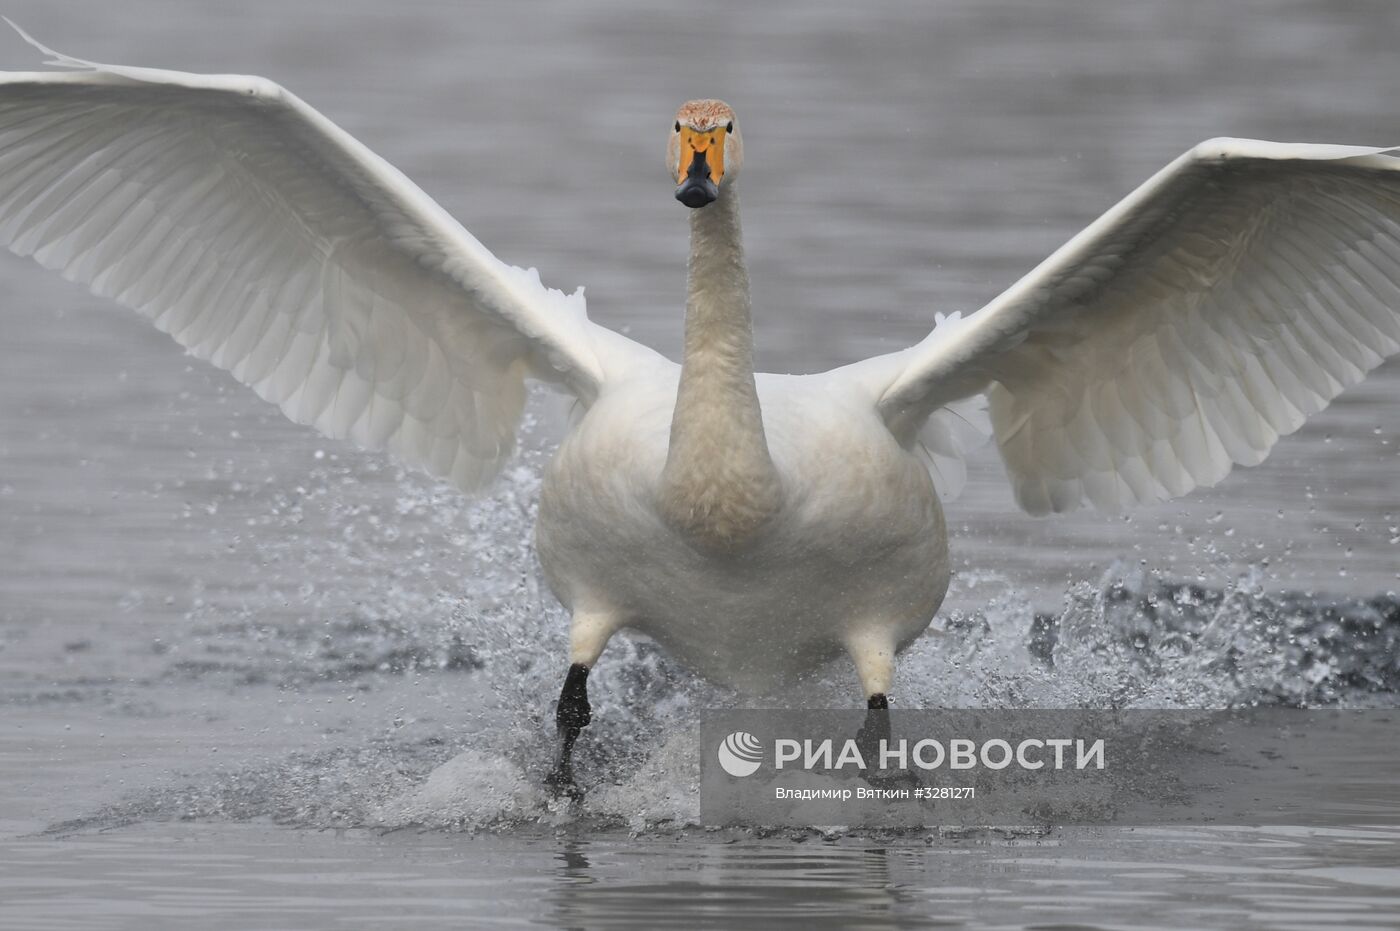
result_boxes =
[3,29,1400,791]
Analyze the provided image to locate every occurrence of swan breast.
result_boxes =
[535,373,949,689]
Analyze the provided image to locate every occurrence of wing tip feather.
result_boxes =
[3,17,98,71]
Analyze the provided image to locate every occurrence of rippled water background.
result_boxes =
[1,0,1398,928]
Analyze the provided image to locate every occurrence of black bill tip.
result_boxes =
[675,177,719,208]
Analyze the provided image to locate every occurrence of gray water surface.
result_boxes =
[2,1,1399,928]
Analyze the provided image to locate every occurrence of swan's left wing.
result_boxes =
[0,26,665,492]
[866,137,1400,514]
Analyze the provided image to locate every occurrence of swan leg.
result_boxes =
[846,626,895,703]
[847,628,896,765]
[545,612,618,797]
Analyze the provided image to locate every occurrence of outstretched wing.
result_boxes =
[0,25,664,490]
[864,137,1400,514]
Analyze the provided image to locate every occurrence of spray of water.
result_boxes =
[46,398,1400,835]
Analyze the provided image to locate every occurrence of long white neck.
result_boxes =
[659,183,782,552]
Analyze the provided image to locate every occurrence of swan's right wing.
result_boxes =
[860,138,1400,514]
[0,32,665,491]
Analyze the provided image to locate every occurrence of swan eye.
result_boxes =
[674,121,681,133]
[726,121,734,133]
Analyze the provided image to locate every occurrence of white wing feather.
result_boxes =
[867,137,1400,514]
[914,391,990,503]
[0,26,664,491]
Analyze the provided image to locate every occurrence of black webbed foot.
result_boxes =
[856,692,891,764]
[546,663,591,797]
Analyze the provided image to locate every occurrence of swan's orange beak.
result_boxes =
[675,126,727,186]
[675,125,727,208]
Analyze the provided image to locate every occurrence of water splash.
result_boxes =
[55,557,1398,836]
[42,421,1400,835]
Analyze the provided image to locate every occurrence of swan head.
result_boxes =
[670,99,741,209]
